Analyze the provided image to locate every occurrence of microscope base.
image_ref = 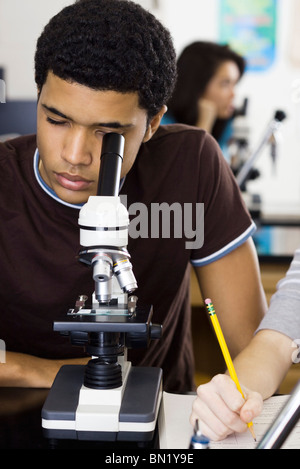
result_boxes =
[42,364,162,442]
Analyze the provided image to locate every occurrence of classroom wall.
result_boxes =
[156,0,300,218]
[0,0,71,99]
[1,0,300,217]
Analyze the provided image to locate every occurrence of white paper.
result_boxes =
[158,392,300,449]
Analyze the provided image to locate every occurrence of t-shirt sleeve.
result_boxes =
[190,132,256,266]
[256,249,300,341]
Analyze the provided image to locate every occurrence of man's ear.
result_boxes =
[143,105,167,142]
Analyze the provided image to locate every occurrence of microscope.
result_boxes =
[235,109,286,190]
[42,133,162,444]
[230,109,286,219]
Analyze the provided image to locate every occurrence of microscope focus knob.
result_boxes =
[274,110,286,122]
[150,324,162,340]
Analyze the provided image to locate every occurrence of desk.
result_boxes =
[0,388,49,449]
[0,387,159,449]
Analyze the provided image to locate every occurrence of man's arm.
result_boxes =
[190,329,294,441]
[0,351,89,388]
[194,237,267,357]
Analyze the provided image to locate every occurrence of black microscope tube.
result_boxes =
[97,133,125,196]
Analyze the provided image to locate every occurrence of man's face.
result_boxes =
[37,72,157,205]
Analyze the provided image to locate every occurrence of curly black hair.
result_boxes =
[34,0,177,119]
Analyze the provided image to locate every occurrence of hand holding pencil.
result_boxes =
[204,298,257,441]
[190,298,263,442]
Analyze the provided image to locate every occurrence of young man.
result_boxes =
[0,0,267,393]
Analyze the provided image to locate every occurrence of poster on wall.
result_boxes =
[219,0,277,72]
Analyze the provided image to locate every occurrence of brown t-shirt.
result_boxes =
[0,125,254,392]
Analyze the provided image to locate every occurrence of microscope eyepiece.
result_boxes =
[97,133,125,197]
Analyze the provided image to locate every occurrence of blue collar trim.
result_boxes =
[33,150,84,209]
[33,149,126,209]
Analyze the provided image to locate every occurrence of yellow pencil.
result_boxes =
[204,298,256,441]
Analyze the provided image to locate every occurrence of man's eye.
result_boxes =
[46,117,66,125]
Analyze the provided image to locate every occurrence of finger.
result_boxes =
[190,401,234,441]
[191,391,247,441]
[197,376,247,425]
[196,387,248,435]
[240,391,263,423]
[194,375,247,433]
[210,374,246,412]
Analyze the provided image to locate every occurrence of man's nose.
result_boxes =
[61,128,95,166]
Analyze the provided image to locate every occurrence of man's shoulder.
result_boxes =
[0,134,37,159]
[149,124,217,153]
[154,123,207,141]
[140,124,221,170]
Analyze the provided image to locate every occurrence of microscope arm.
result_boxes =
[236,110,286,188]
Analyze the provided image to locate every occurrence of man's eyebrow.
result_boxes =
[41,104,133,129]
[42,104,70,120]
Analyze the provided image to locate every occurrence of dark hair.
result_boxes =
[167,41,246,132]
[34,0,177,119]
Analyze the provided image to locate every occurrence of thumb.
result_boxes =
[240,390,263,423]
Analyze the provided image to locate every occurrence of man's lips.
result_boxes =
[54,172,93,191]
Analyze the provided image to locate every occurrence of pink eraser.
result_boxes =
[205,298,211,304]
